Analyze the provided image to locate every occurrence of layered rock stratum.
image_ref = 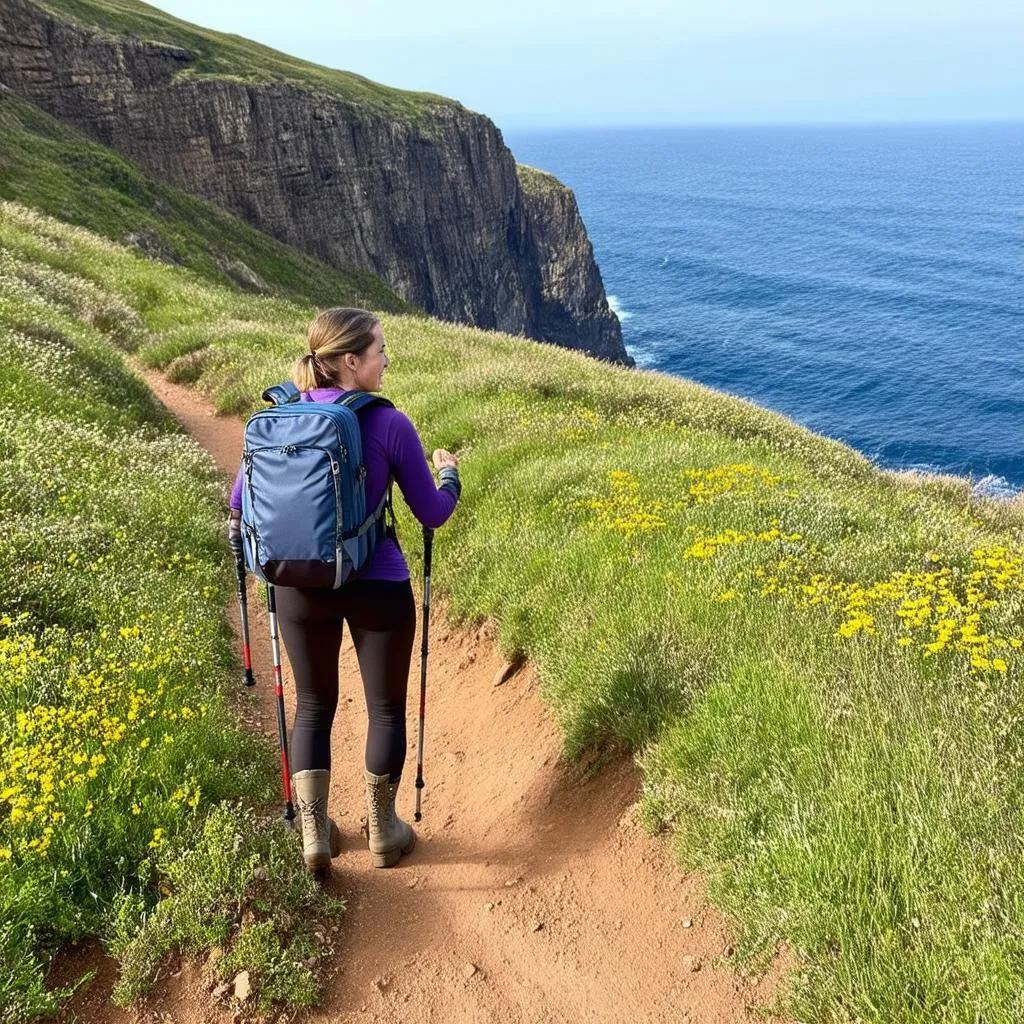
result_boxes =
[0,0,630,364]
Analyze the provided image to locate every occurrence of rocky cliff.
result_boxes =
[517,165,625,363]
[0,0,630,364]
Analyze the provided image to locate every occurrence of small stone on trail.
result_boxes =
[211,981,229,1000]
[532,921,544,932]
[233,970,251,1000]
[484,902,495,911]
[462,962,478,979]
[682,955,701,973]
[491,658,523,687]
[681,917,693,928]
[406,875,420,888]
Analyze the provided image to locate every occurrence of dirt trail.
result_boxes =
[60,372,781,1024]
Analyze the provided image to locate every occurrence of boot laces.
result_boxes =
[368,781,392,830]
[298,793,327,834]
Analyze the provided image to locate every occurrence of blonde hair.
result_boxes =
[292,307,380,391]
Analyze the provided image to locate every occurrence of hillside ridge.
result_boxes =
[0,0,631,363]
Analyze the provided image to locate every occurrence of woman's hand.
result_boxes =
[432,448,458,470]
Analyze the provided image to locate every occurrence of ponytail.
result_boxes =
[291,352,320,392]
[291,308,379,391]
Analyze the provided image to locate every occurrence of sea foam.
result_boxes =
[607,295,634,322]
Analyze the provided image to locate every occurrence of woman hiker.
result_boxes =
[227,307,461,872]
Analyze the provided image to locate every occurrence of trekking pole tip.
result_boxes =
[243,668,256,687]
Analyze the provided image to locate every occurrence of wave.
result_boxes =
[972,474,1022,500]
[629,350,660,370]
[607,295,634,322]
[880,459,1022,500]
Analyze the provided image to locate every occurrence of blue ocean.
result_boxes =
[506,124,1024,497]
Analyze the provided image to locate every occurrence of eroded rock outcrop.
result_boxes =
[517,165,626,364]
[0,0,630,363]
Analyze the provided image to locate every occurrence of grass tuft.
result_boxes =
[109,804,341,1008]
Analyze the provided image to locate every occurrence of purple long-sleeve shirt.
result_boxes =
[230,387,459,582]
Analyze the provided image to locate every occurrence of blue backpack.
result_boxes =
[240,382,395,588]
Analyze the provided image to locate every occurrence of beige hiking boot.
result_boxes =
[293,769,342,873]
[364,769,416,868]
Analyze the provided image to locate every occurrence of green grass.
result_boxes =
[517,163,568,200]
[3,199,1024,1022]
[0,205,342,1022]
[0,89,411,313]
[107,805,342,1009]
[33,0,462,122]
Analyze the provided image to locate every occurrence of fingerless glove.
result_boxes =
[438,465,461,502]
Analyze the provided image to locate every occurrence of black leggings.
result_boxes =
[275,579,416,781]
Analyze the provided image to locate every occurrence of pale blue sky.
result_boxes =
[152,0,1023,128]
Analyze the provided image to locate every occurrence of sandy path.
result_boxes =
[57,371,780,1024]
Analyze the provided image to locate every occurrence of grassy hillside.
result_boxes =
[32,0,460,121]
[0,207,343,1021]
[0,88,411,313]
[2,197,1023,1023]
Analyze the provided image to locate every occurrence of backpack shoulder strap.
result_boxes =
[335,391,395,414]
[261,382,301,406]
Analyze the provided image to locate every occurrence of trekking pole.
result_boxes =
[414,526,434,822]
[233,547,256,688]
[266,583,295,828]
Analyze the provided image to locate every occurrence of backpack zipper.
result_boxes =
[329,456,345,586]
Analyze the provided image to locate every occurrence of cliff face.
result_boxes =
[517,165,626,364]
[0,0,630,364]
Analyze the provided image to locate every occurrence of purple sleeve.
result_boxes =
[229,463,243,510]
[388,412,458,529]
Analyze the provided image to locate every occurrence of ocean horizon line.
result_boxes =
[502,117,1024,134]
